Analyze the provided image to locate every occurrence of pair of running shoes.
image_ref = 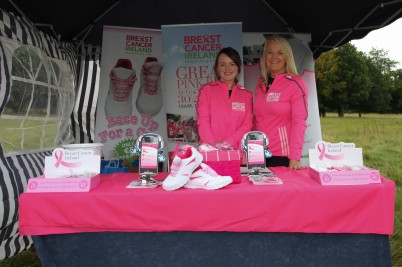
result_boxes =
[105,57,163,117]
[162,145,233,191]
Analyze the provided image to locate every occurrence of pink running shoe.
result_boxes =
[184,163,233,190]
[105,58,137,117]
[162,145,203,191]
[136,57,164,116]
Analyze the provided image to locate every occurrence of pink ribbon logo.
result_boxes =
[79,180,89,189]
[317,143,345,161]
[54,150,81,168]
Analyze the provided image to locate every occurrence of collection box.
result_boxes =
[199,149,242,184]
[309,141,381,186]
[26,146,102,193]
[26,174,101,193]
[309,167,381,186]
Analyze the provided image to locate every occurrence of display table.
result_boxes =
[19,167,395,266]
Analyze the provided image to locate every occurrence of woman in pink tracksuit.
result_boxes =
[196,47,253,148]
[254,35,308,170]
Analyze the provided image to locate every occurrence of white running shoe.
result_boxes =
[162,145,203,191]
[184,163,233,190]
[136,57,164,116]
[105,58,137,117]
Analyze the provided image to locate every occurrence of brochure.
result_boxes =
[249,175,283,185]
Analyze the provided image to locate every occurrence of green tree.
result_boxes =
[334,44,371,117]
[364,48,396,113]
[315,44,400,116]
[390,69,402,113]
[316,43,370,117]
[315,49,344,116]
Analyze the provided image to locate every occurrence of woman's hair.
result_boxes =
[213,47,242,83]
[260,35,298,83]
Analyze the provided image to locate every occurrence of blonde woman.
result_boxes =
[253,35,308,170]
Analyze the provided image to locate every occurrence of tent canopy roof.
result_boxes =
[3,0,402,58]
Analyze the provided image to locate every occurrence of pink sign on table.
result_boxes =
[26,174,100,193]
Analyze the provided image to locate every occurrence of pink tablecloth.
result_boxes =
[19,167,395,236]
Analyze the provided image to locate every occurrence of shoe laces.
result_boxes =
[169,158,181,177]
[110,72,137,101]
[200,165,218,177]
[142,63,162,95]
[171,142,191,158]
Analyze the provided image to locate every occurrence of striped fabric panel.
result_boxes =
[0,8,77,64]
[0,40,11,114]
[0,10,16,40]
[7,150,52,184]
[0,234,32,261]
[0,144,16,249]
[0,8,84,260]
[0,8,57,60]
[73,44,102,143]
[0,8,100,145]
[0,148,51,260]
[61,41,78,79]
[15,14,41,48]
[0,7,101,259]
[0,8,78,114]
[0,8,78,112]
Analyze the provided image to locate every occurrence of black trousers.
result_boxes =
[266,156,289,167]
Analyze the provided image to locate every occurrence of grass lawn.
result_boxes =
[0,117,58,154]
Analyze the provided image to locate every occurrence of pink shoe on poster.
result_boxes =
[136,57,164,116]
[105,58,137,117]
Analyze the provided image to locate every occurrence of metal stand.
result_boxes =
[127,133,166,188]
[139,174,157,185]
[248,168,263,176]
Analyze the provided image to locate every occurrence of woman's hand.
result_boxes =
[289,159,302,170]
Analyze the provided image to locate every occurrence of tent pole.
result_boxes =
[333,4,402,47]
[81,25,95,42]
[34,23,60,41]
[74,0,122,42]
[312,2,402,56]
[261,0,295,33]
[8,0,27,18]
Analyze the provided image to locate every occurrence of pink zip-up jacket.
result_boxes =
[253,73,308,160]
[196,80,253,148]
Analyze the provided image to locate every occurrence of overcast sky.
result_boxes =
[351,18,402,69]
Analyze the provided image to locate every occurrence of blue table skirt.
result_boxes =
[33,231,391,267]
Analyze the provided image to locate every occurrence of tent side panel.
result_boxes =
[0,7,97,260]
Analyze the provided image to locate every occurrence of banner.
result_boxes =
[161,22,243,151]
[95,26,167,160]
[242,33,322,165]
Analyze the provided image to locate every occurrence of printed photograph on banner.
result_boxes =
[95,26,168,161]
[161,22,243,151]
[167,113,198,143]
[242,33,322,165]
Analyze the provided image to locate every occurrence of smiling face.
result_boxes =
[265,40,287,77]
[216,53,239,85]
